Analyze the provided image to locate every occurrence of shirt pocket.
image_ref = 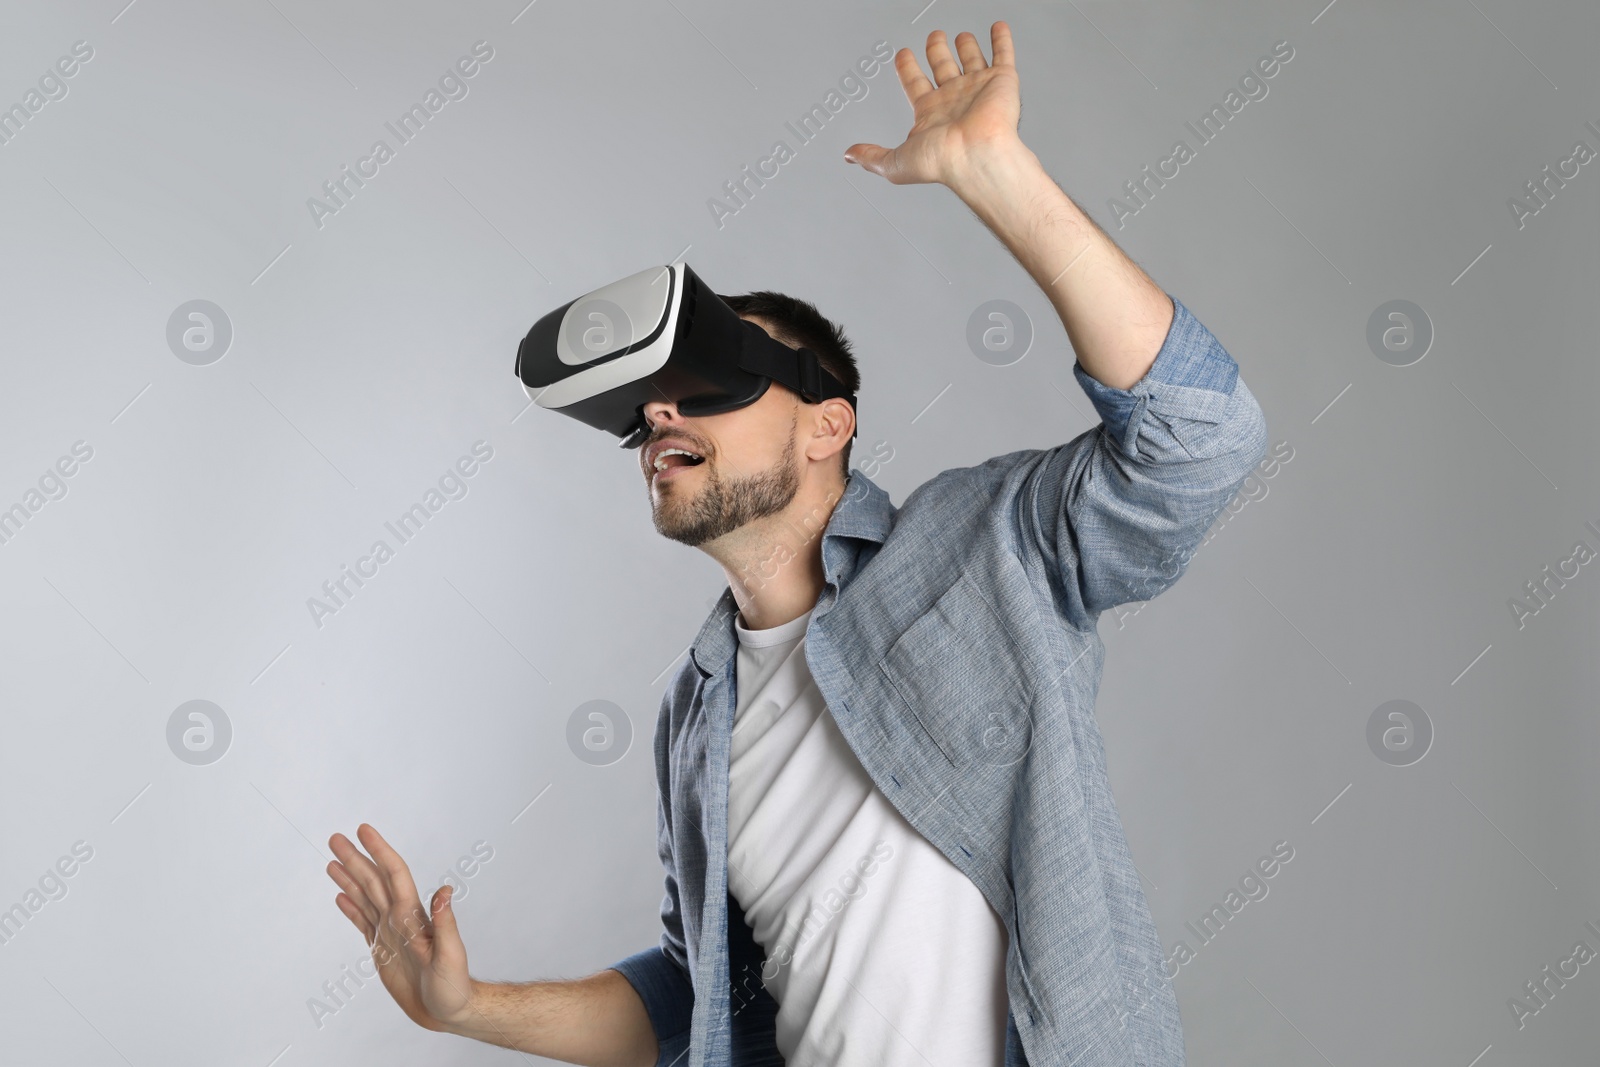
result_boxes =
[879,571,1037,769]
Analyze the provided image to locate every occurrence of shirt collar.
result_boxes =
[688,468,892,678]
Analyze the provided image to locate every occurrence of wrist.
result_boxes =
[943,136,1045,201]
[433,979,487,1036]
[948,143,1090,262]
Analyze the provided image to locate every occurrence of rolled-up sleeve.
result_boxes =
[609,943,692,1066]
[1022,295,1268,630]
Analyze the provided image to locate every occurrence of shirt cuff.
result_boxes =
[1071,296,1241,452]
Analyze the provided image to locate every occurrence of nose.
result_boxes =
[640,399,686,434]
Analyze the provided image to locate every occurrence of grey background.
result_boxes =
[0,0,1595,1064]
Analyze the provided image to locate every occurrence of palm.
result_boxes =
[846,23,1023,187]
[374,897,473,1025]
[328,825,477,1032]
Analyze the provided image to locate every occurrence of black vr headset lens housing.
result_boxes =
[515,261,857,450]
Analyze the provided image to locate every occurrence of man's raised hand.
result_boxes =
[326,823,476,1033]
[844,22,1023,189]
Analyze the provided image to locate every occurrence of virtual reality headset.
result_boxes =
[514,260,857,450]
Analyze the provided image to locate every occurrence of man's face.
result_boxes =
[639,318,806,548]
[640,385,803,549]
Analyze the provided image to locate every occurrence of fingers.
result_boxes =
[326,824,426,946]
[952,31,988,74]
[353,825,436,956]
[327,825,456,985]
[327,858,379,927]
[892,46,934,107]
[427,884,470,976]
[898,24,1009,104]
[328,831,390,918]
[357,823,425,921]
[990,21,1015,68]
[334,891,375,942]
[924,30,961,86]
[842,142,893,177]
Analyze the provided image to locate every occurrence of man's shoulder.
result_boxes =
[882,445,1064,545]
[836,446,1075,612]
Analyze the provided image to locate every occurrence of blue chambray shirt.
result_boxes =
[610,296,1268,1066]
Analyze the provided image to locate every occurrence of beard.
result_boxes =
[649,423,801,548]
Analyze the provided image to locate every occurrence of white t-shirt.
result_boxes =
[728,606,1010,1066]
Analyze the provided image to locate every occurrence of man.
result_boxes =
[327,21,1267,1067]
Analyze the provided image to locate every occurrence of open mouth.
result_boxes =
[651,447,705,480]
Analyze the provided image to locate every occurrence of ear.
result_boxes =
[804,397,855,464]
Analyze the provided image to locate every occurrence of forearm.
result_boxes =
[437,969,658,1067]
[949,140,1173,391]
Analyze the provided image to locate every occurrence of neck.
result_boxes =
[706,475,846,630]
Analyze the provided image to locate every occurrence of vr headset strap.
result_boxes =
[736,320,855,406]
